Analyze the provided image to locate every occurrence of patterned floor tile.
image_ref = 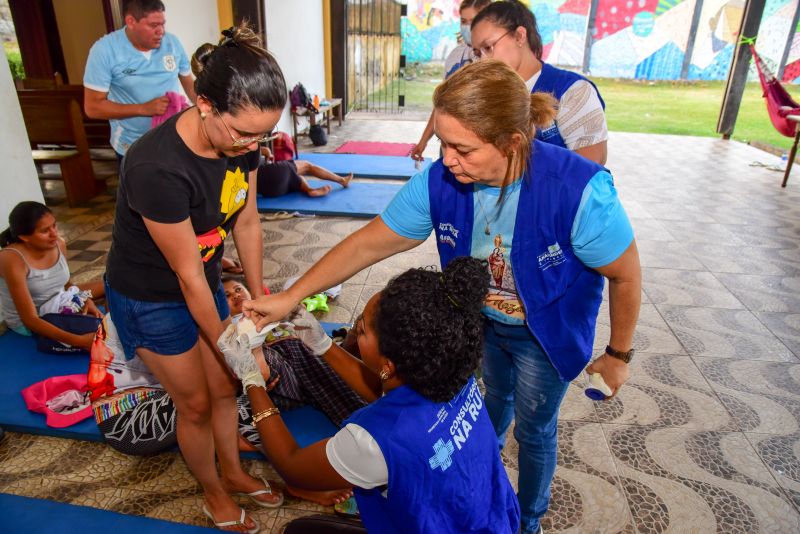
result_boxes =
[714,273,800,313]
[745,431,800,510]
[593,353,736,431]
[688,243,800,277]
[693,358,800,436]
[656,305,797,361]
[642,268,745,309]
[542,422,634,533]
[754,311,800,358]
[635,240,707,271]
[594,303,686,355]
[606,425,799,533]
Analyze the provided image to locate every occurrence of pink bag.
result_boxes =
[151,91,191,128]
[21,374,92,428]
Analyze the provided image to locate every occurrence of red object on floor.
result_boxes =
[335,141,415,157]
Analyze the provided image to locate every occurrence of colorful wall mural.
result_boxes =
[402,1,462,64]
[401,0,800,83]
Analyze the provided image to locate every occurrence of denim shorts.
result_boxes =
[104,279,229,360]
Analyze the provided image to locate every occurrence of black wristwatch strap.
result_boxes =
[605,345,634,363]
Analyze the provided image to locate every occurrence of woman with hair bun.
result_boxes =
[104,24,287,532]
[219,257,520,533]
[244,59,641,534]
[471,0,609,165]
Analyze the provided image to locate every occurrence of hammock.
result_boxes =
[748,38,800,138]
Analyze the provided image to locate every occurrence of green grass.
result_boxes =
[392,67,800,154]
[596,78,798,152]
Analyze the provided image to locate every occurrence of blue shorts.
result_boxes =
[104,279,230,360]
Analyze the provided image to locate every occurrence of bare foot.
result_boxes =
[307,185,332,197]
[286,484,353,506]
[340,173,353,187]
[204,493,257,532]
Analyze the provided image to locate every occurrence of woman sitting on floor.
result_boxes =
[256,146,352,198]
[0,201,104,350]
[222,257,521,533]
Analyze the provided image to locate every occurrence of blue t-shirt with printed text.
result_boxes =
[84,28,191,155]
[381,166,634,324]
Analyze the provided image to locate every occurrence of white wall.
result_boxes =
[264,0,327,133]
[163,0,220,64]
[0,58,44,230]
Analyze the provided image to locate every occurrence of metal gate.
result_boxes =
[347,0,405,113]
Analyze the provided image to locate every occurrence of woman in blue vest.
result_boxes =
[470,0,608,166]
[244,59,641,534]
[219,257,521,533]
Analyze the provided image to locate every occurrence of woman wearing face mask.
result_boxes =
[471,0,608,165]
[411,0,491,163]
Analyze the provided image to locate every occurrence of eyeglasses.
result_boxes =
[213,108,276,147]
[473,30,512,59]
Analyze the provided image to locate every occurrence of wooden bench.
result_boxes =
[17,86,112,150]
[291,98,344,147]
[18,94,104,206]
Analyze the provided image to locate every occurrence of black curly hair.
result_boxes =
[373,256,489,403]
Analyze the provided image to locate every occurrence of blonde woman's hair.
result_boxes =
[433,59,557,191]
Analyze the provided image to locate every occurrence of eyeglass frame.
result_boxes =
[213,107,277,147]
[472,30,513,59]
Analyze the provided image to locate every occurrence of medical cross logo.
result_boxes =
[428,438,455,472]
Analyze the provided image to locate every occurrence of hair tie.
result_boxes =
[440,275,462,309]
[220,28,238,47]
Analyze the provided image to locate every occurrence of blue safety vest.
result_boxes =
[345,377,520,533]
[429,140,605,381]
[533,62,605,149]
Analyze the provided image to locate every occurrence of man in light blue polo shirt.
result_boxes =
[83,0,196,157]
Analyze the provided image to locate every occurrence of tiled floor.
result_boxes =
[2,119,800,533]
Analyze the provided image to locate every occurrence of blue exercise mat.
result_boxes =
[257,179,402,218]
[297,153,431,179]
[0,322,348,448]
[0,493,218,533]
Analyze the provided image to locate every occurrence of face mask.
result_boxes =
[460,24,472,46]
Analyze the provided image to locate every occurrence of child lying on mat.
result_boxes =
[0,201,104,350]
[88,297,368,505]
[256,146,352,198]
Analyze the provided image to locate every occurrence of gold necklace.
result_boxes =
[475,188,496,235]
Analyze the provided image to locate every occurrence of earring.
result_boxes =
[200,111,207,119]
[379,369,390,381]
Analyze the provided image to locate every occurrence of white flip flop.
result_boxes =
[202,505,259,534]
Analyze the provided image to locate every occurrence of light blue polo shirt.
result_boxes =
[84,28,191,154]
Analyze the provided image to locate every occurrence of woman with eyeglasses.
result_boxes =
[471,0,608,165]
[104,24,285,533]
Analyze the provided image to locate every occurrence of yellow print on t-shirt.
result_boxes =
[219,166,248,224]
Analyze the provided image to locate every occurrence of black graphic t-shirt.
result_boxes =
[106,112,261,301]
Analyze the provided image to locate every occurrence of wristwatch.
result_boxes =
[605,345,634,363]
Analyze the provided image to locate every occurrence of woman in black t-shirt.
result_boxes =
[105,25,287,533]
